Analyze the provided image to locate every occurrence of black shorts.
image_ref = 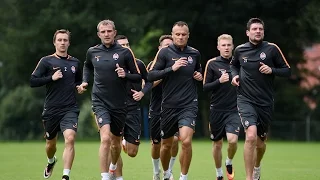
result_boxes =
[209,107,241,141]
[237,96,273,141]
[42,106,79,140]
[124,108,141,145]
[160,105,198,139]
[92,104,126,137]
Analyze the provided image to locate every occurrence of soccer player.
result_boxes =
[148,21,203,180]
[230,18,291,180]
[30,29,82,180]
[107,34,152,180]
[147,35,180,180]
[77,20,141,180]
[203,34,240,180]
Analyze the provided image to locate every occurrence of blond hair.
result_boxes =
[217,34,233,45]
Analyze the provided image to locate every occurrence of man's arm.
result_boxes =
[138,60,152,94]
[82,49,94,83]
[230,49,240,78]
[148,48,174,81]
[203,59,221,92]
[30,58,52,87]
[124,49,141,82]
[270,43,291,77]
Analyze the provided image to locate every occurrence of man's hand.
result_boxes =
[115,63,126,78]
[52,70,63,81]
[259,62,272,74]
[172,57,188,71]
[76,82,88,94]
[131,89,144,101]
[219,71,229,83]
[193,71,203,81]
[231,75,240,86]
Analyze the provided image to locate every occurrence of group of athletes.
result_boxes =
[30,17,291,180]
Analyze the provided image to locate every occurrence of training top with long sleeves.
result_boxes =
[203,56,237,111]
[147,61,162,115]
[148,44,202,108]
[83,43,141,109]
[230,41,291,106]
[30,53,82,108]
[126,59,152,112]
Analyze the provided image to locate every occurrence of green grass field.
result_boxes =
[1,140,319,179]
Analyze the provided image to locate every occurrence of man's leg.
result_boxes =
[150,114,162,179]
[225,133,238,180]
[109,133,122,178]
[61,129,76,179]
[178,126,194,180]
[99,124,112,180]
[42,112,60,179]
[212,139,224,179]
[169,134,179,178]
[244,125,257,180]
[161,136,174,179]
[253,137,266,180]
[44,135,58,179]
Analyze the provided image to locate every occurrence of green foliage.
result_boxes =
[77,98,99,139]
[0,86,44,140]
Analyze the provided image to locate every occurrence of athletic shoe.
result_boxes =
[226,164,234,180]
[217,176,224,180]
[62,175,69,180]
[43,156,57,179]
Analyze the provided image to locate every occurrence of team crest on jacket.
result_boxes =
[113,53,119,60]
[187,56,193,64]
[71,66,76,73]
[260,52,266,60]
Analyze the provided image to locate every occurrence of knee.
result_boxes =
[64,134,76,145]
[213,141,223,150]
[127,148,138,157]
[161,141,172,151]
[100,134,111,148]
[228,137,238,147]
[181,138,192,149]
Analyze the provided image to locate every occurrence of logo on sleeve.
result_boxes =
[187,56,193,64]
[260,52,266,60]
[113,53,119,60]
[71,66,76,73]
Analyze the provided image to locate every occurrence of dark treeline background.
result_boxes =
[1,0,320,141]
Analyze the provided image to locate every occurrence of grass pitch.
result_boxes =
[0,140,319,179]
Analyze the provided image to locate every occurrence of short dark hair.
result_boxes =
[247,18,264,30]
[53,29,71,43]
[115,35,128,41]
[159,35,173,44]
[173,21,189,28]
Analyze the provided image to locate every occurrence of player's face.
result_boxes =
[172,25,189,47]
[117,38,130,48]
[159,38,173,49]
[246,23,264,44]
[97,24,117,46]
[217,39,233,58]
[54,33,70,53]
